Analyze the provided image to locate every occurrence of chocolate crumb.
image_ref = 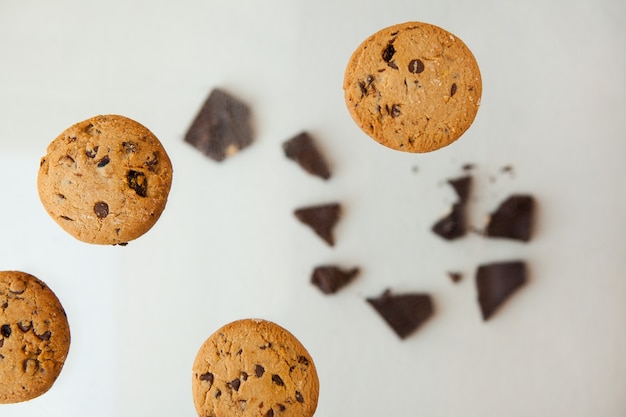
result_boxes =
[476,261,527,320]
[94,201,109,219]
[448,272,462,283]
[408,59,425,74]
[1,324,11,338]
[432,203,466,240]
[366,289,434,339]
[271,374,284,386]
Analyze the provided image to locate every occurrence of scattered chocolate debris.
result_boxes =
[282,132,331,180]
[450,83,458,97]
[485,195,535,242]
[271,374,284,386]
[432,203,466,240]
[97,155,110,167]
[448,272,462,283]
[476,260,527,320]
[184,88,254,162]
[366,289,434,339]
[310,265,359,294]
[294,203,341,246]
[448,175,472,203]
[254,364,265,378]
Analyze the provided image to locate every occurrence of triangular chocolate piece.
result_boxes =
[283,132,331,180]
[485,194,535,242]
[447,271,462,283]
[448,175,471,203]
[311,265,359,294]
[184,88,253,162]
[366,289,433,339]
[476,261,527,320]
[432,203,466,240]
[294,203,341,246]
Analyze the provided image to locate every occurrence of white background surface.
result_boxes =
[1,0,625,416]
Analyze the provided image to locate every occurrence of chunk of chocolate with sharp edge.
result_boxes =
[311,265,359,294]
[432,203,466,240]
[366,289,433,339]
[485,194,535,242]
[476,261,527,320]
[294,203,341,246]
[184,88,253,162]
[282,132,331,180]
[448,175,472,203]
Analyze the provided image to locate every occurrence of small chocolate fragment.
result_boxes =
[448,175,472,203]
[485,195,535,242]
[476,260,527,320]
[366,289,434,339]
[432,203,466,240]
[450,83,457,97]
[282,132,331,180]
[310,265,359,294]
[184,88,254,162]
[1,324,11,337]
[294,203,341,246]
[448,272,462,283]
[382,43,396,62]
[94,201,109,219]
[97,155,110,167]
[127,170,147,197]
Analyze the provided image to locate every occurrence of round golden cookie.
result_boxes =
[0,271,71,404]
[192,319,319,417]
[344,21,482,153]
[37,115,173,245]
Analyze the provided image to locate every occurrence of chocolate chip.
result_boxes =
[22,358,40,373]
[145,153,159,171]
[282,132,331,180]
[271,374,284,386]
[214,389,221,398]
[241,371,248,381]
[97,155,110,167]
[255,364,265,377]
[227,378,241,391]
[35,330,51,341]
[295,391,304,403]
[311,265,359,294]
[298,356,309,366]
[94,201,109,219]
[450,83,458,96]
[1,324,11,338]
[382,43,395,62]
[484,195,535,242]
[390,104,401,118]
[122,141,138,153]
[18,321,33,332]
[127,170,147,197]
[387,60,399,70]
[408,59,425,74]
[86,146,99,158]
[266,409,274,417]
[366,289,434,339]
[277,404,286,412]
[476,261,527,320]
[294,203,341,246]
[199,372,214,384]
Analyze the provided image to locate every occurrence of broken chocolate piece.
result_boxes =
[366,289,433,339]
[282,132,331,180]
[1,324,11,337]
[476,260,527,320]
[184,88,253,162]
[310,265,359,294]
[294,203,341,246]
[448,175,472,203]
[485,195,535,242]
[127,170,147,197]
[448,272,462,283]
[94,201,109,219]
[432,203,466,240]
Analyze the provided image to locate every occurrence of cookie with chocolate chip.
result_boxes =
[0,271,71,404]
[37,115,173,245]
[344,21,482,153]
[192,319,319,417]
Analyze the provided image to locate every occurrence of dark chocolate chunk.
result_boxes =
[295,391,304,403]
[184,88,253,162]
[97,155,110,167]
[94,201,109,219]
[35,330,51,341]
[1,324,11,338]
[227,378,241,391]
[390,104,401,118]
[431,203,466,240]
[85,146,99,158]
[450,83,457,97]
[448,272,462,283]
[382,43,396,62]
[408,59,425,74]
[282,132,331,180]
[294,203,341,246]
[448,175,472,203]
[485,195,535,242]
[366,289,434,339]
[199,372,214,384]
[127,170,147,197]
[255,364,265,377]
[298,356,309,366]
[476,260,527,320]
[122,141,138,153]
[271,374,284,386]
[310,265,359,294]
[18,321,33,332]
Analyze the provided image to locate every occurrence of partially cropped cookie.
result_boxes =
[344,21,482,153]
[192,319,319,417]
[0,271,71,404]
[38,115,173,245]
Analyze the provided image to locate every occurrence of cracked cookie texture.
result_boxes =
[344,21,482,153]
[37,115,173,245]
[192,319,319,417]
[0,271,70,404]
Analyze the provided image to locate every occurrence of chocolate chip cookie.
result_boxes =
[0,271,71,404]
[344,21,482,153]
[192,319,319,417]
[37,115,173,245]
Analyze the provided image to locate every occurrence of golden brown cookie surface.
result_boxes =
[37,115,173,245]
[344,21,482,153]
[0,271,71,404]
[192,319,319,417]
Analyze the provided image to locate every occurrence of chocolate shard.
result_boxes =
[366,289,434,339]
[294,203,341,246]
[184,88,253,162]
[485,194,535,242]
[311,265,359,294]
[432,203,466,240]
[447,272,462,283]
[448,175,472,203]
[283,132,331,180]
[476,260,527,320]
